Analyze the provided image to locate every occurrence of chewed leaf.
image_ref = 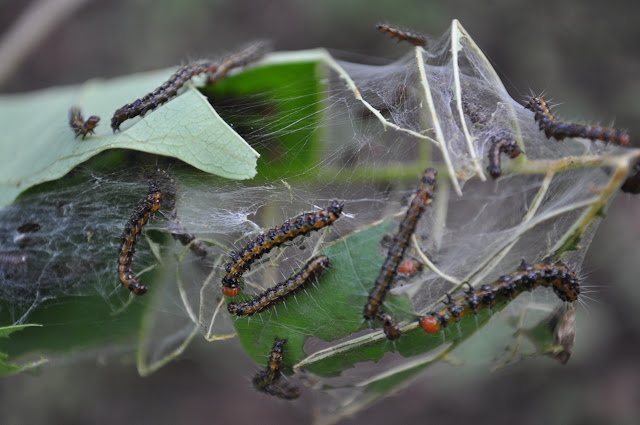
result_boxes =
[0,67,259,207]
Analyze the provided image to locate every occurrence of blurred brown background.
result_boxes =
[1,0,639,424]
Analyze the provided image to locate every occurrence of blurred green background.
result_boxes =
[1,0,639,424]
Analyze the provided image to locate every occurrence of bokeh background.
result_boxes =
[1,0,639,424]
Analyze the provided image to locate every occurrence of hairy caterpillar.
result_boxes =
[377,311,401,341]
[117,180,162,295]
[419,259,580,334]
[486,131,522,178]
[110,63,213,131]
[363,168,437,320]
[525,96,630,145]
[221,200,343,297]
[252,336,300,400]
[227,255,329,316]
[111,42,268,132]
[207,40,270,84]
[376,24,427,47]
[69,106,100,139]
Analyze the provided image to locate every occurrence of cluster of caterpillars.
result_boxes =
[68,42,268,138]
[108,24,631,402]
[221,200,343,297]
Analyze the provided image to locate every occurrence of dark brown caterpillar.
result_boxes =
[419,258,580,334]
[461,95,488,126]
[207,40,270,84]
[221,200,343,297]
[376,24,427,47]
[227,255,329,316]
[171,231,208,258]
[363,168,437,321]
[111,42,269,132]
[110,62,213,131]
[486,130,522,178]
[117,180,162,295]
[377,311,401,341]
[252,336,301,400]
[69,106,100,139]
[525,96,630,145]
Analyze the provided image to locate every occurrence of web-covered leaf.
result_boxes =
[0,20,637,424]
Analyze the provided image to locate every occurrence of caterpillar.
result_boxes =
[525,96,630,145]
[252,336,301,400]
[110,62,213,131]
[486,130,522,178]
[69,106,100,139]
[363,168,437,320]
[227,255,329,317]
[207,40,270,84]
[171,231,208,258]
[142,167,208,258]
[117,180,162,295]
[460,94,488,126]
[377,311,401,341]
[376,24,427,47]
[221,200,343,297]
[111,42,269,132]
[418,258,580,334]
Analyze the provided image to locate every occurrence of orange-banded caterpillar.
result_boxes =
[377,311,401,341]
[376,24,427,47]
[207,40,270,85]
[252,336,301,400]
[227,255,329,316]
[525,96,630,145]
[418,258,580,334]
[117,180,162,295]
[221,200,343,297]
[486,130,522,179]
[111,42,268,132]
[69,106,100,139]
[363,168,437,320]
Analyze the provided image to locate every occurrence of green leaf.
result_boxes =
[203,59,324,180]
[0,295,147,360]
[0,68,259,207]
[0,324,46,376]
